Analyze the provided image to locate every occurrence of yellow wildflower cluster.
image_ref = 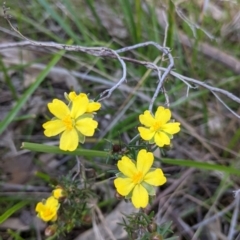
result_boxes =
[43,92,101,151]
[114,106,181,208]
[114,149,166,208]
[42,92,181,209]
[138,106,180,147]
[35,187,64,222]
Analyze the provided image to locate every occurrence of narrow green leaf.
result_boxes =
[7,229,25,240]
[84,0,107,37]
[11,10,62,42]
[166,1,175,49]
[62,0,92,42]
[162,158,240,176]
[37,0,81,44]
[22,142,110,158]
[0,57,18,100]
[0,201,29,224]
[119,0,138,42]
[35,171,51,183]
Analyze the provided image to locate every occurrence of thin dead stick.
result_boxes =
[72,156,81,181]
[228,190,240,240]
[1,39,239,117]
[93,205,117,240]
[2,3,173,111]
[91,209,105,240]
[116,42,174,112]
[146,168,195,214]
[189,201,235,231]
[2,3,240,117]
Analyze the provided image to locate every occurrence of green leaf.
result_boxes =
[37,0,81,44]
[22,142,110,158]
[161,158,240,176]
[0,201,29,224]
[7,229,25,240]
[116,172,125,178]
[142,182,155,196]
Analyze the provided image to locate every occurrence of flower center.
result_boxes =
[132,171,143,184]
[62,115,74,130]
[42,207,55,218]
[152,121,162,132]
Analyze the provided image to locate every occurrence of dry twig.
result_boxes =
[2,2,240,118]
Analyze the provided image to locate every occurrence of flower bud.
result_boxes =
[82,214,92,225]
[52,186,65,200]
[45,225,57,236]
[147,222,157,233]
[112,144,121,153]
[150,233,163,240]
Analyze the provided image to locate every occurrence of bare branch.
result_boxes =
[2,2,240,118]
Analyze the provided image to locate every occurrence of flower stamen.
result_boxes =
[152,121,162,132]
[62,115,74,130]
[114,149,167,208]
[138,107,181,147]
[132,171,143,184]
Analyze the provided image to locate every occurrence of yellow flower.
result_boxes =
[67,91,101,113]
[138,106,180,147]
[114,149,166,208]
[35,196,59,222]
[43,95,99,151]
[52,187,64,199]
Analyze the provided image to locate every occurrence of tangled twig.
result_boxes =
[2,2,240,117]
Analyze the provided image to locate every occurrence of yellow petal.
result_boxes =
[43,120,66,137]
[162,122,180,134]
[136,150,154,176]
[45,196,59,207]
[48,99,70,119]
[68,91,77,101]
[154,131,170,147]
[35,202,44,212]
[139,110,155,127]
[35,197,59,222]
[114,178,135,196]
[117,156,137,178]
[75,118,98,136]
[132,184,149,208]
[87,102,101,112]
[51,214,58,222]
[138,127,155,140]
[41,209,58,222]
[155,106,171,124]
[59,129,79,151]
[53,189,64,199]
[144,169,167,186]
[78,93,88,99]
[71,95,88,119]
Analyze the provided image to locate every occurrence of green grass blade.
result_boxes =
[135,0,142,42]
[119,0,138,42]
[22,142,110,158]
[148,3,160,43]
[0,201,29,224]
[0,57,18,100]
[0,44,69,135]
[84,0,108,40]
[62,0,92,42]
[166,0,175,49]
[7,229,25,240]
[11,10,62,42]
[162,158,240,176]
[37,0,82,44]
